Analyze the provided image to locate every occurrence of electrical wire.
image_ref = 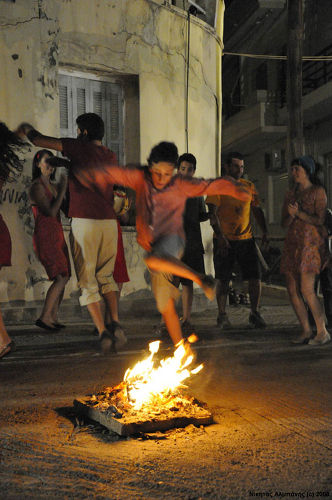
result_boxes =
[223,51,332,61]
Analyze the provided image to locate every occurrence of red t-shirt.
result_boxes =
[61,138,117,219]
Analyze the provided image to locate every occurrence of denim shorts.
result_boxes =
[147,235,185,313]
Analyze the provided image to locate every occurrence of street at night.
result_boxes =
[1,295,331,499]
[2,2,332,498]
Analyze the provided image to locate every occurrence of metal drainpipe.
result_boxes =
[185,8,192,154]
[215,0,225,177]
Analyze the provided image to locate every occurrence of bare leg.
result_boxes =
[103,290,119,323]
[300,272,328,340]
[0,308,11,347]
[86,301,106,336]
[217,280,229,316]
[50,284,68,323]
[286,273,312,339]
[104,283,123,324]
[103,289,127,349]
[182,283,193,322]
[145,255,215,300]
[39,275,68,327]
[162,297,183,345]
[248,278,261,313]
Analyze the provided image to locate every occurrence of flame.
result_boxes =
[123,340,203,410]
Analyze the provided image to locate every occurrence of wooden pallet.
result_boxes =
[74,398,213,436]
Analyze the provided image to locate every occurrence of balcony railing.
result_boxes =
[302,43,332,95]
[224,45,332,120]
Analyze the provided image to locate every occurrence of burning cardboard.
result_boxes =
[74,339,213,436]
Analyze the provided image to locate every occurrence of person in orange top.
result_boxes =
[206,152,268,329]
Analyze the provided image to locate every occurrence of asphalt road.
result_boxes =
[1,303,332,499]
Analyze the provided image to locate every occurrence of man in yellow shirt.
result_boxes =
[206,152,268,329]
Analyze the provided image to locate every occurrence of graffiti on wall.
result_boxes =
[0,175,35,235]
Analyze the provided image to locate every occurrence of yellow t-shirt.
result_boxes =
[206,178,260,241]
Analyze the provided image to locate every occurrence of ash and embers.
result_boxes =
[76,340,212,433]
[84,382,211,425]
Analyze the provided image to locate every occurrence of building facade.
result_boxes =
[0,0,223,317]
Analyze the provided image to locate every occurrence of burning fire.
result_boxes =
[123,338,203,410]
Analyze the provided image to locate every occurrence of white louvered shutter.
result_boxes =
[107,84,123,164]
[59,74,73,138]
[58,74,123,163]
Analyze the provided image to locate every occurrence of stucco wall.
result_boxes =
[0,0,221,306]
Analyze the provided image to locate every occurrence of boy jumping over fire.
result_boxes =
[18,124,249,352]
[70,140,250,352]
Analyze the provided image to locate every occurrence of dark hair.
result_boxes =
[0,122,26,184]
[291,155,322,186]
[226,151,244,165]
[178,153,197,170]
[147,142,178,166]
[32,149,55,180]
[76,113,104,141]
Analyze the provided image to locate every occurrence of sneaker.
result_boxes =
[110,321,127,350]
[153,323,168,338]
[248,311,266,329]
[201,275,217,301]
[181,319,196,335]
[99,330,116,354]
[217,313,232,330]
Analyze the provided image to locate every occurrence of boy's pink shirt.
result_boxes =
[73,162,250,251]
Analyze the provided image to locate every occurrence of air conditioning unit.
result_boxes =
[265,150,286,172]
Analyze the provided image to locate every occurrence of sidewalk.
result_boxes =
[3,286,301,364]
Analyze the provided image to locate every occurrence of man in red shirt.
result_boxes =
[19,114,126,354]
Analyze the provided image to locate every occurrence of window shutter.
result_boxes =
[76,87,86,116]
[107,83,123,164]
[93,91,102,115]
[72,78,89,127]
[58,74,123,162]
[59,74,73,138]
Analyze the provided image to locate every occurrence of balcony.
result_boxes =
[301,44,332,124]
[222,91,286,154]
[278,49,332,126]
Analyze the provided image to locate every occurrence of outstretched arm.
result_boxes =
[179,175,251,202]
[72,161,142,193]
[17,123,63,152]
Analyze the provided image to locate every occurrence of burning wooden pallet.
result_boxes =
[74,339,213,436]
[74,393,212,436]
